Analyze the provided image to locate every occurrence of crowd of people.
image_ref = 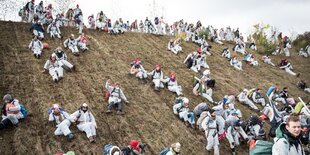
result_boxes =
[1,0,309,155]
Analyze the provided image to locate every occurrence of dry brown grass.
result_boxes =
[0,21,309,155]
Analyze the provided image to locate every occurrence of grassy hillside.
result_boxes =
[0,21,309,155]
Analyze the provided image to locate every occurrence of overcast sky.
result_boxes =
[5,0,310,36]
[76,0,310,36]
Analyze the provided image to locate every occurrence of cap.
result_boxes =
[82,103,88,107]
[182,97,189,103]
[51,53,56,58]
[3,94,13,101]
[130,140,139,149]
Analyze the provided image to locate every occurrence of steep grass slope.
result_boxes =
[0,21,309,155]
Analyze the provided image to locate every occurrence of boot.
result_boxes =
[67,133,74,141]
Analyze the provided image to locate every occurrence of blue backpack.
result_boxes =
[103,144,113,155]
[159,147,170,155]
[266,86,275,97]
[20,104,27,118]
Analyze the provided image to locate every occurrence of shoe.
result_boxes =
[54,79,58,83]
[89,136,95,143]
[117,111,124,115]
[184,121,190,127]
[106,110,112,114]
[71,65,76,71]
[67,133,74,141]
[296,73,300,77]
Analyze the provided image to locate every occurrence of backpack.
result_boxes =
[103,144,113,155]
[206,79,215,88]
[154,17,159,25]
[159,147,170,155]
[24,2,30,10]
[248,115,259,126]
[20,104,27,118]
[121,146,132,155]
[48,106,64,120]
[247,88,256,99]
[249,139,273,155]
[266,86,275,97]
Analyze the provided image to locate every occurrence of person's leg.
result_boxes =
[61,60,74,69]
[78,124,92,138]
[6,114,19,125]
[58,120,72,136]
[285,68,297,76]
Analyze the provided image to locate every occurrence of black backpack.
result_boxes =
[24,2,30,10]
[248,115,260,126]
[206,79,215,88]
[121,146,134,155]
[154,17,159,25]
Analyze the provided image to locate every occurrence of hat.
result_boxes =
[258,128,266,136]
[155,64,160,68]
[82,103,88,107]
[51,53,56,58]
[70,34,74,37]
[209,109,216,115]
[53,104,59,109]
[171,142,181,148]
[130,140,139,149]
[243,89,248,92]
[170,72,175,77]
[182,97,189,103]
[65,151,75,155]
[3,94,12,102]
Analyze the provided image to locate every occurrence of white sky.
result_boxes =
[4,0,310,36]
[76,0,310,36]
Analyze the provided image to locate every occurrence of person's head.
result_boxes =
[3,94,13,103]
[155,64,160,71]
[39,1,43,5]
[51,53,56,61]
[57,47,62,52]
[70,34,74,39]
[114,83,120,89]
[80,103,88,112]
[256,88,261,93]
[76,4,79,8]
[52,104,60,114]
[283,87,288,92]
[171,142,181,153]
[182,98,189,107]
[32,0,35,3]
[233,120,241,130]
[170,72,175,79]
[34,35,38,40]
[243,89,248,94]
[285,113,301,137]
[130,140,139,150]
[209,109,216,119]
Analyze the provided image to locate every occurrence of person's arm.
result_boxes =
[238,127,248,140]
[39,41,43,50]
[28,41,33,49]
[272,138,289,155]
[173,103,180,114]
[90,112,97,127]
[48,112,55,122]
[161,77,169,83]
[226,126,234,143]
[147,70,154,76]
[70,111,80,122]
[193,83,199,96]
[63,39,68,48]
[8,100,21,112]
[105,80,112,90]
[120,89,128,102]
[47,24,51,33]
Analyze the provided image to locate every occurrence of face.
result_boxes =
[81,106,88,111]
[54,108,60,113]
[173,147,180,153]
[4,99,10,103]
[286,121,301,137]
